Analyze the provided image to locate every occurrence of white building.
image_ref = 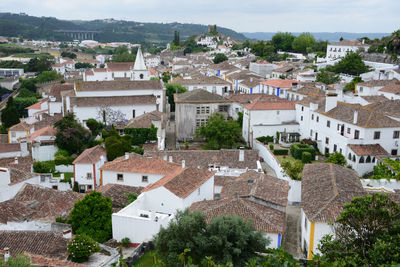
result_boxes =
[62,79,165,126]
[73,145,107,193]
[197,35,219,48]
[242,96,297,146]
[377,81,400,100]
[301,163,365,259]
[295,96,400,176]
[21,126,58,162]
[249,60,278,78]
[355,79,397,96]
[8,122,34,144]
[171,76,232,96]
[326,40,370,61]
[111,158,215,244]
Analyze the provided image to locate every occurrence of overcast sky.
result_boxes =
[2,0,399,33]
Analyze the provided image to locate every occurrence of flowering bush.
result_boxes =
[68,234,100,263]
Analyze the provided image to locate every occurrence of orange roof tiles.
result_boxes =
[261,79,300,88]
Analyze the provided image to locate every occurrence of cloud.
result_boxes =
[1,0,399,32]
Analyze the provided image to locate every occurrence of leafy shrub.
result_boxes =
[325,152,346,166]
[124,125,158,146]
[56,216,69,224]
[302,152,312,164]
[120,237,131,248]
[33,161,55,173]
[54,150,74,165]
[269,144,274,150]
[281,159,304,180]
[256,135,274,144]
[273,149,288,155]
[73,181,79,192]
[290,144,315,160]
[67,234,100,263]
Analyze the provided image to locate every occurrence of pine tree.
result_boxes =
[173,31,180,46]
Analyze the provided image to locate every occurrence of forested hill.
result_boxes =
[0,13,247,44]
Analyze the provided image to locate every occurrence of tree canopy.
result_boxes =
[317,193,400,266]
[213,53,228,64]
[69,191,113,243]
[54,113,90,155]
[104,130,132,161]
[196,113,244,150]
[327,52,370,76]
[316,69,340,85]
[166,83,187,112]
[271,32,295,52]
[324,152,347,166]
[1,97,20,128]
[111,46,135,62]
[292,33,316,54]
[154,209,269,266]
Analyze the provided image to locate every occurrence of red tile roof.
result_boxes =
[261,79,300,88]
[244,97,296,111]
[9,121,32,131]
[25,126,56,142]
[348,144,389,156]
[73,145,106,164]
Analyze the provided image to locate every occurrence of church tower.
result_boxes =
[132,47,150,80]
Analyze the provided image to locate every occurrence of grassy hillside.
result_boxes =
[0,13,246,44]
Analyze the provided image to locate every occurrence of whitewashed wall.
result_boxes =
[101,171,164,188]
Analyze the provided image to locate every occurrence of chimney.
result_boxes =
[182,160,185,168]
[239,149,244,162]
[353,111,358,124]
[14,157,18,165]
[125,152,129,160]
[3,247,9,262]
[325,95,338,112]
[163,153,167,161]
[169,156,173,163]
[62,230,72,239]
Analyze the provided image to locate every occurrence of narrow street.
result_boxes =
[282,205,302,259]
[165,119,177,150]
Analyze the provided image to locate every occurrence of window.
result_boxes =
[327,120,330,128]
[359,156,365,163]
[333,144,337,152]
[354,130,359,139]
[392,149,398,156]
[11,132,16,137]
[142,175,148,182]
[197,187,201,195]
[366,156,371,163]
[196,107,200,114]
[86,173,92,179]
[277,110,280,115]
[311,114,314,120]
[316,116,319,122]
[337,124,340,131]
[132,110,135,118]
[374,131,380,140]
[347,128,351,134]
[218,105,228,112]
[394,131,400,139]
[139,73,144,79]
[201,106,205,114]
[310,130,313,136]
[87,185,93,190]
[301,116,303,121]
[196,119,200,127]
[206,106,210,114]
[304,218,307,231]
[117,174,124,181]
[352,155,356,162]
[359,87,363,92]
[325,137,329,144]
[348,153,352,160]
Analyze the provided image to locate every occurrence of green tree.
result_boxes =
[75,62,94,69]
[213,53,228,64]
[316,69,340,85]
[67,234,100,263]
[1,97,20,128]
[387,29,400,55]
[155,209,268,266]
[292,33,316,54]
[112,46,135,62]
[36,70,62,83]
[166,83,187,112]
[281,159,304,180]
[19,79,37,93]
[61,51,77,59]
[317,193,400,266]
[86,118,104,136]
[26,56,52,73]
[13,97,38,117]
[173,31,180,46]
[196,113,244,150]
[327,52,369,76]
[162,71,171,83]
[69,191,113,243]
[344,76,363,92]
[54,113,90,155]
[325,152,346,166]
[271,32,295,52]
[104,131,132,161]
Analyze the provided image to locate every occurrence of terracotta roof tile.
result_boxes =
[0,231,69,259]
[261,79,300,88]
[73,145,106,164]
[96,183,143,212]
[190,198,285,233]
[70,95,156,107]
[348,144,389,156]
[301,163,364,222]
[125,110,162,128]
[26,253,88,267]
[174,89,230,103]
[49,83,74,102]
[144,149,259,170]
[379,81,400,95]
[244,97,296,111]
[9,122,32,131]
[221,170,289,207]
[25,126,56,142]
[142,167,214,198]
[75,80,163,92]
[0,143,21,153]
[331,40,369,47]
[172,76,231,86]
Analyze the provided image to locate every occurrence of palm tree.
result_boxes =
[389,30,400,54]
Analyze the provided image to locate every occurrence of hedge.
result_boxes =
[302,152,312,163]
[290,144,315,160]
[256,135,274,144]
[273,149,289,155]
[33,161,55,173]
[124,124,157,146]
